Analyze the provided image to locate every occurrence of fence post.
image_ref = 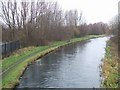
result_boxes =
[10,41,12,54]
[4,42,6,57]
[18,40,20,49]
[15,41,16,50]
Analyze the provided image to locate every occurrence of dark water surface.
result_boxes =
[17,37,109,88]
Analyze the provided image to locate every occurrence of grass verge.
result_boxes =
[2,35,104,88]
[102,39,119,88]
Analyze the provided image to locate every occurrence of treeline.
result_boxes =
[1,0,108,47]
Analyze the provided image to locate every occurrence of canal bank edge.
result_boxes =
[2,35,104,89]
[102,39,119,88]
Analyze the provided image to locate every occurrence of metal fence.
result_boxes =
[1,40,20,58]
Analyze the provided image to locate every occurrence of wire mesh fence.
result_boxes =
[1,40,20,58]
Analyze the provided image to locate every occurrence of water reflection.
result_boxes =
[17,37,108,88]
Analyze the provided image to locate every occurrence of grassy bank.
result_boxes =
[102,40,119,88]
[2,35,104,88]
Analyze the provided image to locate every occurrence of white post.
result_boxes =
[0,22,2,90]
[118,1,120,22]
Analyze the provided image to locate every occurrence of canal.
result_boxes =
[16,37,109,88]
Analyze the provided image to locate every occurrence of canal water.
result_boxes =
[16,37,109,88]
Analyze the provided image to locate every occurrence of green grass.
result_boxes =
[2,35,104,88]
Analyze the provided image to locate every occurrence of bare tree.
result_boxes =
[0,0,18,40]
[1,0,90,46]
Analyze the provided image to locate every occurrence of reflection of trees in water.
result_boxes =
[20,60,54,87]
[41,53,62,66]
[76,40,90,53]
[62,40,89,55]
[21,63,44,86]
[19,41,90,87]
[39,40,90,67]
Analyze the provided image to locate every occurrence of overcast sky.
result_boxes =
[56,0,119,24]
